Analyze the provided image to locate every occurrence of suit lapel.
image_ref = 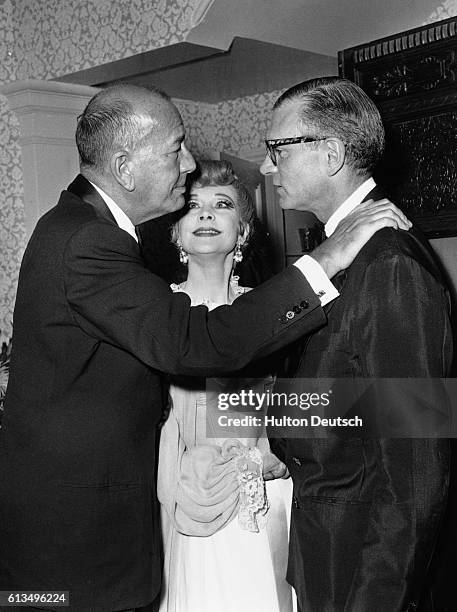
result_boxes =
[67,174,117,225]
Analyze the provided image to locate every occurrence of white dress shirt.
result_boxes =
[89,181,138,243]
[324,177,376,238]
[293,255,339,307]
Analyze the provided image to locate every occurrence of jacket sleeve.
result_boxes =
[64,221,327,377]
[345,252,452,611]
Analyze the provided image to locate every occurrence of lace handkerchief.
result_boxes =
[231,444,269,532]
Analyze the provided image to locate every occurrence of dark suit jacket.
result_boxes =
[271,187,453,612]
[0,175,327,611]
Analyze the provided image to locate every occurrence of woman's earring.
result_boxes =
[178,243,188,265]
[233,238,243,264]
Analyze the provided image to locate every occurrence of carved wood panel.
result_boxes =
[339,16,457,237]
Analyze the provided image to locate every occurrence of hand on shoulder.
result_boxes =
[310,198,411,278]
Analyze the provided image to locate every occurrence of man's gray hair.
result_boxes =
[274,76,385,176]
[76,83,170,172]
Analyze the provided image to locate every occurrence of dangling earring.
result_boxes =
[233,238,243,264]
[178,243,188,265]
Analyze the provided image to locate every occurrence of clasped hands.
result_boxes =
[180,439,288,497]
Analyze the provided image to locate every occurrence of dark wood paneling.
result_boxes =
[339,17,457,237]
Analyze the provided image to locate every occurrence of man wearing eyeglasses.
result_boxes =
[261,77,452,612]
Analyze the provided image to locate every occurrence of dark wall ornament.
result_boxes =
[339,16,457,237]
[367,52,456,100]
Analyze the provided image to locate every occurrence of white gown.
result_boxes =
[157,283,295,612]
[163,478,293,612]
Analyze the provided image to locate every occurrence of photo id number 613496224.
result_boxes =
[0,592,69,607]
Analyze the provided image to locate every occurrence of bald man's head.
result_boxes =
[76,83,180,174]
[75,83,196,225]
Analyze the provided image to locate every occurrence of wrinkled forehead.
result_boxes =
[267,100,304,139]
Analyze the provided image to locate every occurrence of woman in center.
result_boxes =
[158,160,294,612]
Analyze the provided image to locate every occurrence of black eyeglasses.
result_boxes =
[265,136,326,165]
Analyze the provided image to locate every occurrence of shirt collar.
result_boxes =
[89,181,138,243]
[324,177,376,237]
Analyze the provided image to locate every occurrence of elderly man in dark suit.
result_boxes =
[0,84,409,611]
[262,77,452,612]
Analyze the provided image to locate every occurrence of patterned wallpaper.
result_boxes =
[0,96,25,344]
[215,90,282,155]
[175,90,283,160]
[13,0,214,80]
[424,0,457,23]
[175,98,220,158]
[0,0,16,83]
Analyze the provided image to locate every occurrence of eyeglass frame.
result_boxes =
[265,136,326,166]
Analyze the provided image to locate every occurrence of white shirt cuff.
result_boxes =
[293,255,339,307]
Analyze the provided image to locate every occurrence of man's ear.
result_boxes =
[324,138,346,177]
[110,151,135,191]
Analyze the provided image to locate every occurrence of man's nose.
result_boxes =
[180,143,196,174]
[260,154,276,176]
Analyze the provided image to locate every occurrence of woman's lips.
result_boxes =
[193,228,221,236]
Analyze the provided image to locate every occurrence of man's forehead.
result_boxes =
[267,101,302,139]
[161,119,185,147]
[139,106,185,146]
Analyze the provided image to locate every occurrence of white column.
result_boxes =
[0,80,98,238]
